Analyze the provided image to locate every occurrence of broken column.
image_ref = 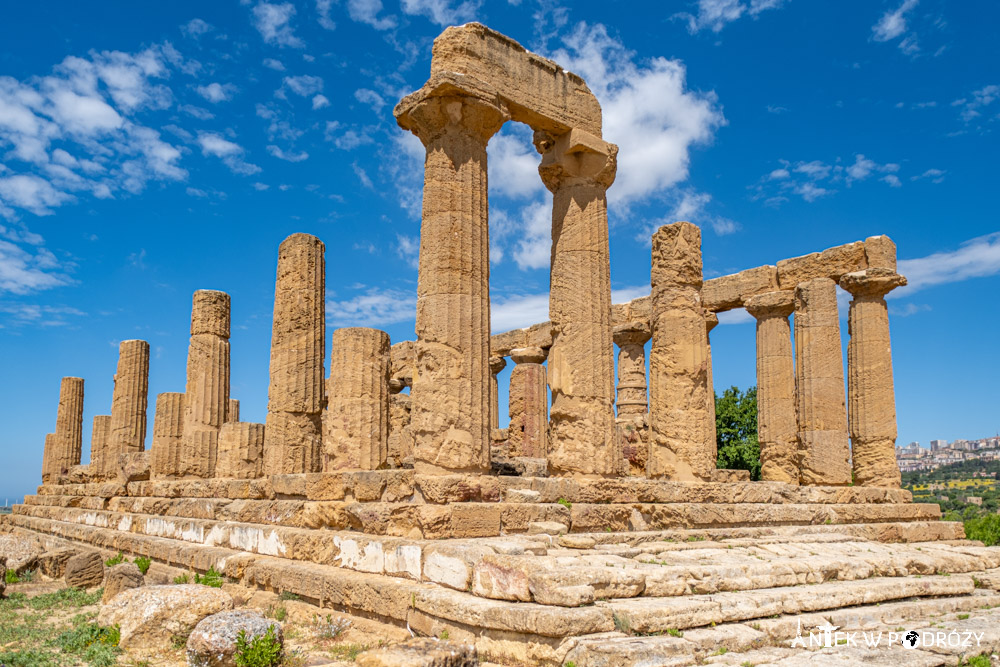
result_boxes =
[324,327,390,471]
[89,415,111,478]
[227,399,240,423]
[841,268,907,488]
[613,322,651,417]
[537,129,621,477]
[507,347,548,459]
[183,290,231,478]
[108,339,150,460]
[746,291,799,484]
[648,222,714,480]
[395,88,508,474]
[705,313,719,455]
[489,355,506,432]
[150,393,185,479]
[53,377,84,475]
[216,422,265,479]
[794,277,851,486]
[265,233,326,475]
[41,433,55,483]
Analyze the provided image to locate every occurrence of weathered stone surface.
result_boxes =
[613,322,651,418]
[0,534,43,574]
[488,355,505,432]
[387,393,413,467]
[52,377,85,477]
[777,241,867,289]
[38,547,78,578]
[649,222,713,481]
[325,327,391,471]
[794,278,851,486]
[151,392,186,479]
[0,555,4,596]
[702,265,779,312]
[216,422,265,479]
[185,290,231,478]
[116,450,151,483]
[109,339,150,459]
[186,609,282,667]
[89,415,112,478]
[357,638,477,667]
[65,551,104,588]
[98,584,233,649]
[265,233,326,475]
[864,235,897,271]
[102,562,144,603]
[507,348,548,459]
[226,399,240,424]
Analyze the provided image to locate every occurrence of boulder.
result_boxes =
[38,547,79,579]
[99,584,233,649]
[186,610,282,667]
[356,638,478,667]
[102,562,144,603]
[65,551,105,588]
[0,534,43,574]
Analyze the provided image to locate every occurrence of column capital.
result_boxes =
[745,290,795,320]
[395,82,509,148]
[535,128,618,192]
[489,355,507,375]
[510,346,546,364]
[839,268,907,298]
[613,321,651,347]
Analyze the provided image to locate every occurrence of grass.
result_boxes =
[194,566,225,588]
[327,644,369,662]
[962,655,991,667]
[173,573,190,584]
[104,552,126,568]
[665,628,683,638]
[133,556,151,575]
[958,613,970,620]
[556,497,572,509]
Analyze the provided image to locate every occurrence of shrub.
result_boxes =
[194,567,225,588]
[234,626,282,667]
[964,514,1000,547]
[556,498,572,509]
[278,591,300,601]
[133,556,151,575]
[104,552,126,568]
[5,569,19,584]
[173,573,190,584]
[315,615,351,640]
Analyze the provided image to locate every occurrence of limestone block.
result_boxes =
[191,289,230,338]
[116,451,151,483]
[186,610,282,667]
[54,376,84,475]
[38,547,79,578]
[98,584,234,650]
[325,327,391,471]
[65,551,104,588]
[702,265,779,312]
[356,637,477,667]
[216,422,265,479]
[109,339,150,458]
[387,393,413,466]
[150,392,185,479]
[0,534,43,573]
[102,562,144,603]
[389,340,415,387]
[264,411,323,476]
[776,241,867,289]
[90,415,111,478]
[864,235,897,270]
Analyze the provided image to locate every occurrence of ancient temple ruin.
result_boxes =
[6,23,1000,667]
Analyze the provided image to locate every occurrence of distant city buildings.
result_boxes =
[896,436,1000,473]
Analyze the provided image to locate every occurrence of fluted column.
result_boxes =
[746,291,799,484]
[324,327,391,471]
[507,347,548,459]
[150,392,185,479]
[41,433,55,483]
[489,355,506,432]
[217,422,265,479]
[841,268,907,488]
[53,376,84,475]
[705,312,719,458]
[648,222,714,480]
[109,339,150,459]
[613,323,651,417]
[89,415,111,478]
[265,233,326,475]
[794,278,851,486]
[395,90,508,475]
[227,399,240,423]
[536,129,621,477]
[184,290,231,478]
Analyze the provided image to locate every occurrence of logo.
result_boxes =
[902,630,920,648]
[788,621,984,651]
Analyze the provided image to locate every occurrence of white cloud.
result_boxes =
[178,104,214,119]
[871,0,920,55]
[328,287,415,326]
[754,154,906,204]
[312,94,330,110]
[395,234,419,268]
[251,2,305,48]
[0,229,70,294]
[181,18,213,37]
[253,182,270,191]
[676,0,787,34]
[197,132,261,175]
[895,233,1000,296]
[492,200,552,270]
[354,88,386,114]
[491,284,652,333]
[281,74,324,97]
[638,190,740,241]
[953,85,1000,124]
[316,0,337,30]
[266,145,309,162]
[487,124,546,200]
[195,82,237,103]
[0,302,85,328]
[347,0,397,30]
[325,122,374,150]
[910,168,946,184]
[262,58,286,71]
[352,163,373,189]
[400,0,482,26]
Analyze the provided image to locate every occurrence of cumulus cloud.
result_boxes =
[280,74,324,98]
[316,0,337,30]
[871,0,920,55]
[251,2,305,48]
[395,234,419,269]
[197,132,261,175]
[400,0,482,26]
[325,122,374,150]
[637,190,740,242]
[910,168,946,183]
[0,229,70,294]
[266,145,309,162]
[354,88,386,115]
[262,58,285,71]
[347,0,397,30]
[952,85,1000,124]
[312,94,330,110]
[676,0,787,34]
[491,284,652,333]
[195,82,237,103]
[181,18,213,38]
[752,154,906,204]
[328,287,415,326]
[895,233,1000,296]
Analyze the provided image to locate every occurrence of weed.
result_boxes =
[686,536,704,542]
[612,612,631,634]
[27,587,102,610]
[439,630,450,640]
[557,497,572,509]
[173,573,190,584]
[315,614,351,640]
[5,569,20,584]
[328,644,369,661]
[235,626,282,667]
[133,556,151,575]
[714,647,728,655]
[958,613,970,620]
[267,605,288,622]
[194,566,225,588]
[666,628,683,638]
[104,551,127,568]
[279,591,301,601]
[566,662,577,667]
[962,655,991,667]
[171,633,190,650]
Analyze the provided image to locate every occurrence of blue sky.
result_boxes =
[1,0,998,501]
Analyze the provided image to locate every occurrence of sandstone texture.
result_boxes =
[64,551,104,588]
[184,290,232,478]
[38,547,78,578]
[216,422,265,479]
[186,609,282,667]
[102,562,144,603]
[357,638,477,667]
[52,377,84,477]
[0,534,42,574]
[108,339,150,459]
[151,392,186,478]
[507,347,548,459]
[98,584,234,649]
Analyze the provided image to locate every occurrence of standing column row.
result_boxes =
[52,377,84,477]
[183,290,231,478]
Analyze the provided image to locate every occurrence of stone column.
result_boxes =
[648,222,714,480]
[794,277,851,486]
[746,291,799,484]
[265,233,326,475]
[184,290,231,478]
[324,327,390,471]
[489,356,507,432]
[150,392,185,479]
[507,347,548,459]
[41,433,55,483]
[395,90,508,475]
[217,422,265,479]
[54,376,84,474]
[705,313,719,456]
[840,268,907,488]
[109,339,150,459]
[387,380,413,467]
[536,129,621,477]
[227,399,240,423]
[613,322,651,417]
[90,415,111,478]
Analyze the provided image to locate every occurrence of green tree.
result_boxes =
[715,386,760,481]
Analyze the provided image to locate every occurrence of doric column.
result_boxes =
[395,89,508,475]
[840,268,907,488]
[216,422,265,479]
[54,376,84,475]
[648,222,714,480]
[150,392,185,479]
[41,433,55,483]
[794,278,851,486]
[265,233,326,475]
[536,129,621,477]
[90,415,111,477]
[184,290,231,478]
[109,339,150,460]
[746,290,799,484]
[227,399,240,423]
[489,356,507,432]
[705,312,719,457]
[613,322,651,417]
[324,327,390,471]
[507,347,548,459]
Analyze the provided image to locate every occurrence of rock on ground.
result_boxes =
[38,547,79,579]
[64,551,104,588]
[102,562,144,603]
[356,638,478,667]
[98,584,233,650]
[0,555,5,597]
[0,534,42,574]
[186,609,282,667]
